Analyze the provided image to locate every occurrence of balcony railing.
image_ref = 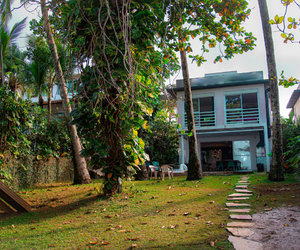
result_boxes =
[184,111,215,128]
[226,108,259,124]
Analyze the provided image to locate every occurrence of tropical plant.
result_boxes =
[0,17,27,85]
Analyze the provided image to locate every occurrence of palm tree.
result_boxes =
[22,36,50,108]
[258,0,284,181]
[0,17,27,85]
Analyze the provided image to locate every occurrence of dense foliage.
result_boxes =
[0,87,71,185]
[140,110,179,165]
[282,118,300,170]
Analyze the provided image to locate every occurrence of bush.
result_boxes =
[140,110,179,164]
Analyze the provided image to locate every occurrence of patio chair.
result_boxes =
[217,161,224,171]
[149,161,160,179]
[227,160,235,171]
[160,165,174,180]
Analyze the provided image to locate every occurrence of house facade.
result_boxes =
[173,71,272,172]
[286,86,300,121]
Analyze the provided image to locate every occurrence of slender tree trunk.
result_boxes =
[178,30,203,181]
[0,43,4,86]
[258,0,284,181]
[38,86,44,108]
[40,0,91,184]
[48,84,52,118]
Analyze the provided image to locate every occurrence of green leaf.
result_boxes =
[269,20,276,25]
[278,16,284,24]
[281,33,287,38]
[180,130,185,135]
[288,17,293,22]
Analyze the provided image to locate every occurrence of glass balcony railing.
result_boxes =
[184,111,215,128]
[226,108,259,124]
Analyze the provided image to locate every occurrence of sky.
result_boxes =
[10,0,300,118]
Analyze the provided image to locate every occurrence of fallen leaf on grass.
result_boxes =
[168,213,176,216]
[115,225,122,229]
[270,198,277,202]
[106,227,115,231]
[49,244,56,247]
[161,226,165,229]
[131,244,138,248]
[185,221,191,224]
[179,193,187,196]
[104,215,112,218]
[101,241,110,245]
[209,201,215,204]
[11,225,15,228]
[206,221,212,224]
[140,222,147,225]
[156,209,162,213]
[284,224,290,227]
[264,208,272,211]
[210,241,215,247]
[290,218,297,222]
[143,214,148,217]
[183,212,190,216]
[167,201,173,203]
[207,194,211,196]
[90,221,97,224]
[127,238,140,241]
[149,239,157,241]
[90,241,97,245]
[151,196,158,199]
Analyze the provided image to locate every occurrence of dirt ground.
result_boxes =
[249,206,300,250]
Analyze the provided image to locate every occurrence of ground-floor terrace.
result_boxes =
[179,127,272,173]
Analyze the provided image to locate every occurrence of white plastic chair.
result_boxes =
[160,165,174,180]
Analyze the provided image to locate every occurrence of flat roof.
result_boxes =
[286,89,300,108]
[171,71,268,93]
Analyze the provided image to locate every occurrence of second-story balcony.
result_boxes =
[184,110,216,128]
[226,107,259,124]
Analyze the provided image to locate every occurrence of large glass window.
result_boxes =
[233,140,251,171]
[225,92,259,124]
[184,96,215,127]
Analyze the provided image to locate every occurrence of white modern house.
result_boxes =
[286,85,300,121]
[24,81,76,114]
[172,71,272,172]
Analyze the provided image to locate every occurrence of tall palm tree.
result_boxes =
[0,17,27,85]
[22,36,50,108]
[258,0,284,181]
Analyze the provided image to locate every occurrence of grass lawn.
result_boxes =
[0,173,299,250]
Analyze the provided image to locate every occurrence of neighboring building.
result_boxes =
[172,71,272,172]
[24,80,76,114]
[286,86,300,121]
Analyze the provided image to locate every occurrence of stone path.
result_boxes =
[226,176,263,250]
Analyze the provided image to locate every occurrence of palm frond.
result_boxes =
[10,17,27,44]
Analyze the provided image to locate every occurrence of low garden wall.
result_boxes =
[4,153,74,190]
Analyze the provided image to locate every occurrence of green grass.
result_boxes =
[0,173,298,249]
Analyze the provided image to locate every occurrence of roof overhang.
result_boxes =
[286,89,300,109]
[169,79,269,93]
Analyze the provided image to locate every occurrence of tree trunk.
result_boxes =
[40,0,91,184]
[47,84,52,118]
[134,164,149,181]
[38,86,44,108]
[178,30,203,181]
[258,0,284,181]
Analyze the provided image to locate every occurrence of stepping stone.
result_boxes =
[240,177,250,180]
[226,203,251,207]
[226,228,254,237]
[229,209,251,213]
[238,181,250,183]
[230,214,252,220]
[228,193,253,197]
[228,197,250,201]
[235,189,253,193]
[228,236,263,250]
[235,185,248,189]
[227,222,255,227]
